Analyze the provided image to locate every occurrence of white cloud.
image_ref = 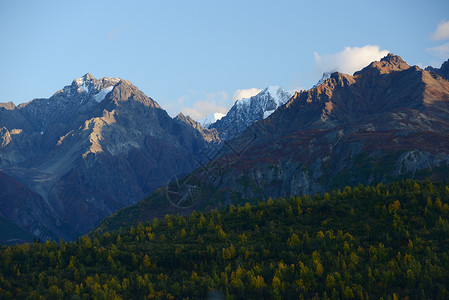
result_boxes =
[428,42,449,60]
[432,20,449,41]
[289,87,305,94]
[174,88,266,120]
[181,101,229,120]
[313,45,390,76]
[178,90,231,120]
[232,88,262,101]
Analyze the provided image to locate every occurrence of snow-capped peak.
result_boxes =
[235,96,251,107]
[73,73,94,86]
[73,74,94,93]
[198,112,225,128]
[55,74,119,104]
[208,85,292,140]
[232,86,292,119]
[264,86,288,106]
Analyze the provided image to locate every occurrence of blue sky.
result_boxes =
[1,0,448,119]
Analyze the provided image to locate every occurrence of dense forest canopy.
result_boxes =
[1,180,449,299]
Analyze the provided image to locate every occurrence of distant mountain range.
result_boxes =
[96,54,449,232]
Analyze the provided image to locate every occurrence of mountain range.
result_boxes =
[1,54,449,242]
[96,54,449,232]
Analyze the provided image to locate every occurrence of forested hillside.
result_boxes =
[1,180,449,299]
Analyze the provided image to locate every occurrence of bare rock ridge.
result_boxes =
[354,52,410,75]
[174,113,221,144]
[426,58,449,80]
[96,53,449,232]
[0,74,214,240]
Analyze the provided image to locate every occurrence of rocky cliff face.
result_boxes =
[97,54,449,232]
[0,75,213,239]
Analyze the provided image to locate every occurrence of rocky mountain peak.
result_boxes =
[176,113,203,132]
[355,53,410,76]
[328,72,356,87]
[209,86,292,140]
[0,102,16,110]
[83,73,94,81]
[70,73,120,94]
[72,73,94,87]
[175,112,194,125]
[15,74,125,133]
[174,113,221,144]
[380,53,410,69]
[260,86,292,106]
[105,79,161,109]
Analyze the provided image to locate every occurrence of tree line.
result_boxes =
[1,179,449,299]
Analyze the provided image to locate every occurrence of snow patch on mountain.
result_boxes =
[236,97,251,107]
[233,86,292,119]
[266,86,286,106]
[94,86,114,102]
[79,83,89,93]
[263,109,276,119]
